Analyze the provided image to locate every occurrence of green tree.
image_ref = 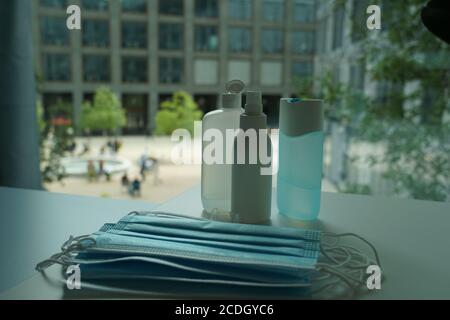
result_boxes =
[37,100,75,183]
[155,91,203,135]
[80,86,126,135]
[350,0,450,201]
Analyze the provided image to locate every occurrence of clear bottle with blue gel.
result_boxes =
[277,98,324,221]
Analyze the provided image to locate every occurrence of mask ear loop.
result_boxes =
[314,232,383,298]
[35,235,96,272]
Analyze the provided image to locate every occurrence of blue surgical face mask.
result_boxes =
[36,211,381,298]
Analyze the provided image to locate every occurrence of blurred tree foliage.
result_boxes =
[36,100,75,183]
[80,87,126,135]
[338,0,450,201]
[155,91,203,135]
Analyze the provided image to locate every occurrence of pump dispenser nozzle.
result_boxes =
[245,91,262,115]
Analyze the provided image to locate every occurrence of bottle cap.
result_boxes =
[226,79,245,94]
[245,91,262,115]
[279,98,323,136]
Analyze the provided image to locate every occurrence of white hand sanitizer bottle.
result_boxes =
[201,80,245,214]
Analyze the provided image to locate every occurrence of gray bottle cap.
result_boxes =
[245,91,262,115]
[279,98,323,136]
[226,79,245,94]
[222,92,241,109]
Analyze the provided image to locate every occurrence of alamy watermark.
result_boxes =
[171,121,276,176]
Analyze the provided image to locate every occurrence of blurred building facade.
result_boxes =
[33,0,316,133]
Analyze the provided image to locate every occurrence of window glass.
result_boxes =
[195,0,219,18]
[83,55,110,82]
[122,22,147,49]
[229,27,252,53]
[159,0,183,15]
[40,0,67,9]
[43,53,71,81]
[159,58,183,84]
[262,0,284,22]
[82,20,109,47]
[293,0,314,23]
[159,23,184,50]
[121,0,147,13]
[82,0,109,11]
[122,57,148,83]
[41,16,69,46]
[291,30,314,54]
[262,29,283,54]
[228,0,252,20]
[195,26,219,52]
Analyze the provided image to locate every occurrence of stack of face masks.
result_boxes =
[36,211,381,299]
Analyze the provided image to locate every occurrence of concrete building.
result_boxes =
[32,0,316,133]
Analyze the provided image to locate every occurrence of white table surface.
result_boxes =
[1,185,450,299]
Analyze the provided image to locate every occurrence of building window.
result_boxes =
[195,0,218,18]
[41,16,69,46]
[159,0,183,15]
[83,55,110,82]
[228,0,252,20]
[40,0,67,9]
[121,0,147,13]
[229,27,252,53]
[262,0,284,22]
[122,22,147,49]
[262,29,283,54]
[292,61,313,78]
[159,58,183,84]
[159,23,183,50]
[195,25,219,52]
[351,0,368,42]
[291,30,314,54]
[122,57,147,83]
[43,53,71,81]
[122,94,148,134]
[293,0,314,23]
[332,5,345,50]
[82,0,109,11]
[316,18,327,54]
[82,20,109,47]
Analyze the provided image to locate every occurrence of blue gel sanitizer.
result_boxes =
[277,98,324,221]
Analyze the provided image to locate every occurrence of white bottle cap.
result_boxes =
[226,80,245,94]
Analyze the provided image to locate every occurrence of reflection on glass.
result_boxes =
[159,58,183,84]
[41,16,69,46]
[229,27,252,53]
[83,55,110,82]
[82,19,109,47]
[195,25,219,52]
[122,22,147,49]
[43,54,71,81]
[262,0,284,22]
[262,29,283,54]
[159,23,184,50]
